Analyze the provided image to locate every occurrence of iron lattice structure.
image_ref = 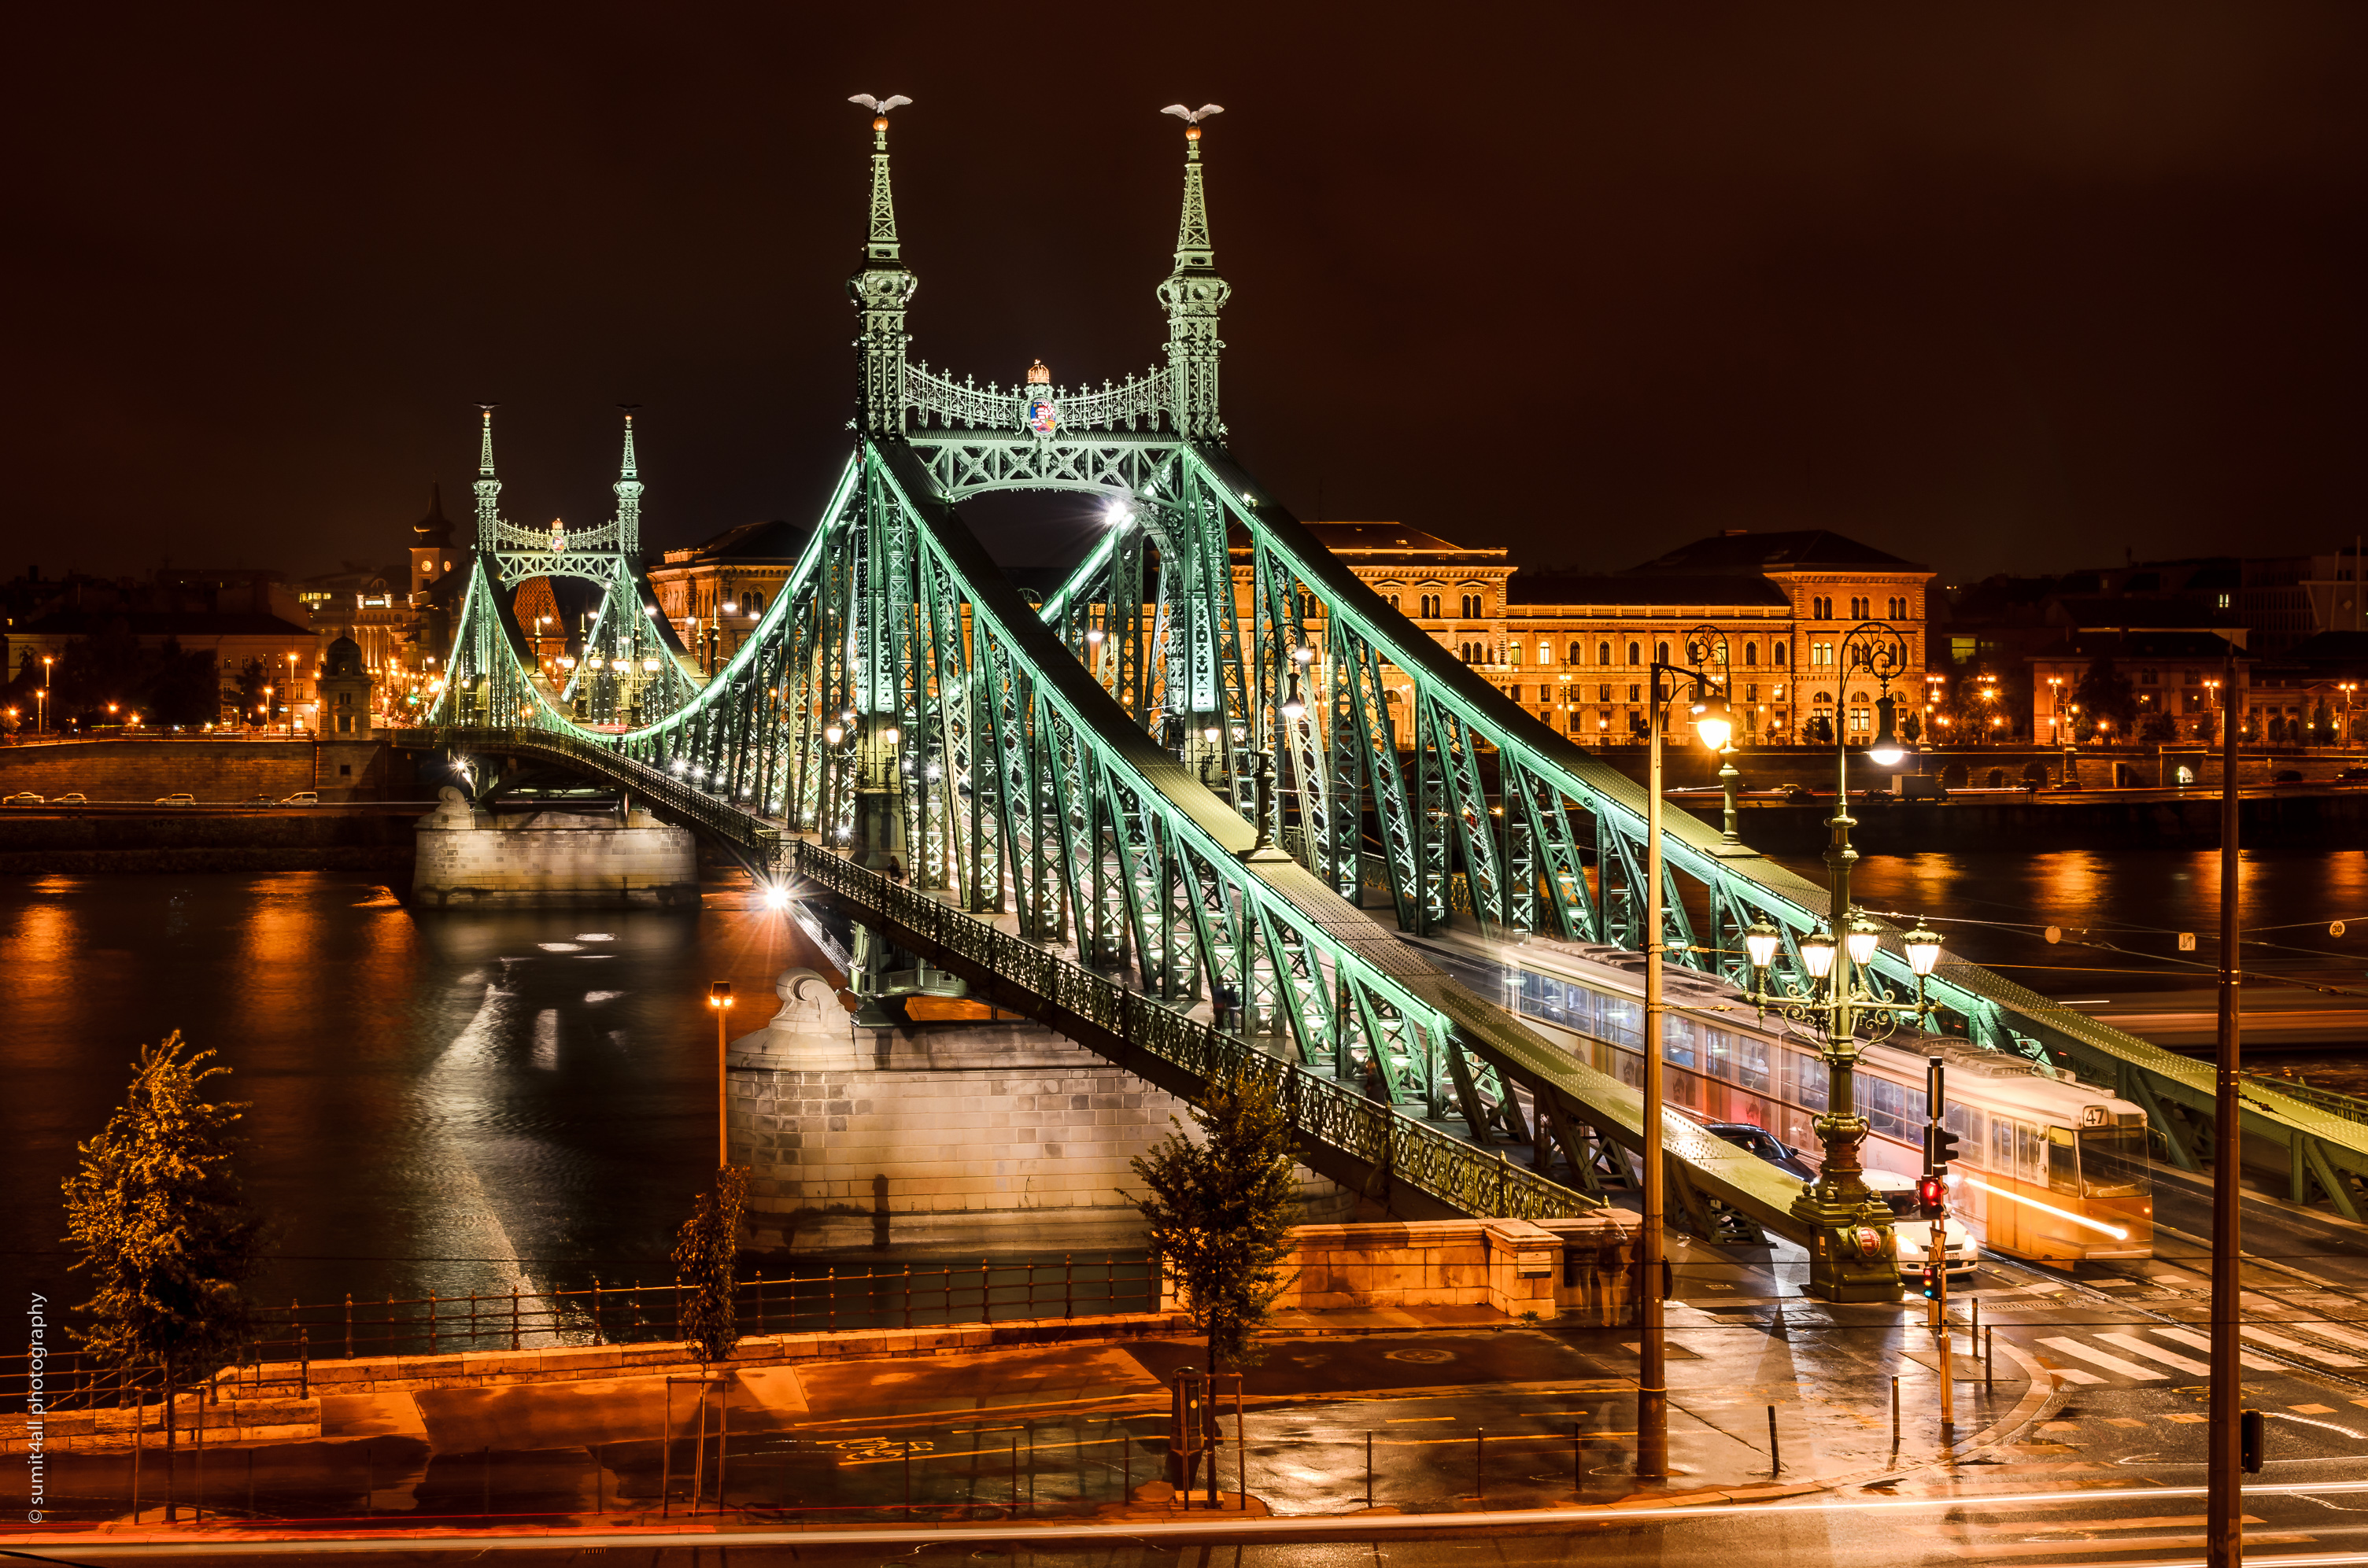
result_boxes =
[437,408,704,731]
[408,107,2368,1227]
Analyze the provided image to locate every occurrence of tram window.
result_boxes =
[1944,1100,1984,1158]
[1993,1119,2016,1174]
[1730,1035,1768,1091]
[2045,1126,2081,1195]
[1662,1017,1697,1071]
[1600,997,1642,1047]
[2078,1124,2151,1197]
[2014,1121,2044,1182]
[1786,1048,1827,1112]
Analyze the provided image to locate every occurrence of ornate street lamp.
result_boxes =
[1734,621,1946,1303]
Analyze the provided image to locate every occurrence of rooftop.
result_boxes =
[1627,529,1927,574]
[659,519,812,565]
[1506,572,1791,609]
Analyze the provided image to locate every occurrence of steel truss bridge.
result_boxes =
[402,105,2368,1232]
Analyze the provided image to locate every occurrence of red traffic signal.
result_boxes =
[1915,1175,1946,1216]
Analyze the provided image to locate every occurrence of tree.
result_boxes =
[62,1033,266,1496]
[1127,1068,1299,1376]
[671,1164,748,1364]
[2074,655,2138,740]
[2140,710,2179,745]
[1901,709,1923,746]
[1805,714,1834,746]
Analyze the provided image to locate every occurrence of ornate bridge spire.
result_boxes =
[1156,105,1230,439]
[472,404,503,545]
[613,406,643,557]
[847,94,917,436]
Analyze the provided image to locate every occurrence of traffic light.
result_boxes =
[1919,1262,1942,1301]
[1915,1173,1947,1219]
[1926,1123,1963,1171]
[2241,1408,2265,1474]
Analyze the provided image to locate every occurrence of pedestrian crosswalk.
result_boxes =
[2024,1323,2366,1384]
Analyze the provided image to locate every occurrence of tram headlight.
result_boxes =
[1800,927,1836,980]
[1904,920,1945,977]
[1743,917,1782,973]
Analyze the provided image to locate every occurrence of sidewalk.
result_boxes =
[8,1298,2043,1539]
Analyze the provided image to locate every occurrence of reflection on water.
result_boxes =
[2,872,803,1314]
[1780,846,2368,994]
[1780,845,2368,1094]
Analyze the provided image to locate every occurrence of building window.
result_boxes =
[1811,596,1831,620]
[1596,640,1610,666]
[2141,668,2159,684]
[1420,593,1441,618]
[1387,592,1401,610]
[2184,669,2200,686]
[1539,641,1553,665]
[743,589,765,614]
[1656,640,1670,666]
[1627,684,1641,703]
[1850,705,1870,733]
[1509,685,1523,703]
[1812,641,1834,667]
[1627,640,1641,666]
[1507,643,1523,668]
[1742,644,1757,667]
[1598,684,1611,702]
[1774,644,1787,667]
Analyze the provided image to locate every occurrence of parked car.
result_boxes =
[54,792,87,804]
[245,795,276,805]
[3,791,42,806]
[1862,1169,1979,1277]
[153,793,195,806]
[1702,1120,1817,1181]
[281,790,318,805]
[2340,767,2368,781]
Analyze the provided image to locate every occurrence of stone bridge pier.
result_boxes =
[727,966,1353,1252]
[410,785,700,907]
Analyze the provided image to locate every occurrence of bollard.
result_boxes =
[1986,1325,1995,1389]
[1476,1427,1484,1501]
[1890,1375,1901,1457]
[1573,1419,1583,1492]
[1368,1430,1376,1509]
[903,1437,912,1519]
[1768,1406,1781,1474]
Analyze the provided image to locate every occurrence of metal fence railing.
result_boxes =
[1,1254,1159,1415]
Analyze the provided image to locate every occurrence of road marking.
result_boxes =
[2038,1335,2165,1381]
[2300,1319,2368,1353]
[2291,1404,2337,1415]
[2097,1330,2211,1376]
[2164,1412,2208,1422]
[1385,1416,1456,1422]
[2150,1325,2282,1371]
[2242,1326,2368,1367]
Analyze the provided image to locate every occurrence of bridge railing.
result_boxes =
[393,727,781,869]
[789,839,1600,1223]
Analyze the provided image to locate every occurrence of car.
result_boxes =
[2340,767,2368,781]
[246,795,276,805]
[1862,1169,1979,1277]
[1702,1120,1817,1181]
[2,791,42,806]
[280,790,318,805]
[54,792,87,804]
[153,793,195,806]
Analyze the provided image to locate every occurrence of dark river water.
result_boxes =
[6,849,2365,1315]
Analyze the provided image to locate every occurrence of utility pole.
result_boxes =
[2207,640,2243,1568]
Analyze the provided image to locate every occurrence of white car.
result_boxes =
[1864,1169,1978,1277]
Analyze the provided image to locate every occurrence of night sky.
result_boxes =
[15,4,2368,586]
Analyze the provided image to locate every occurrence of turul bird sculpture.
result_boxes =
[1160,103,1223,124]
[848,94,912,114]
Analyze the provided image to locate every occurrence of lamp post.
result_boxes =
[1638,623,1737,1477]
[707,982,736,1169]
[1735,621,1945,1303]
